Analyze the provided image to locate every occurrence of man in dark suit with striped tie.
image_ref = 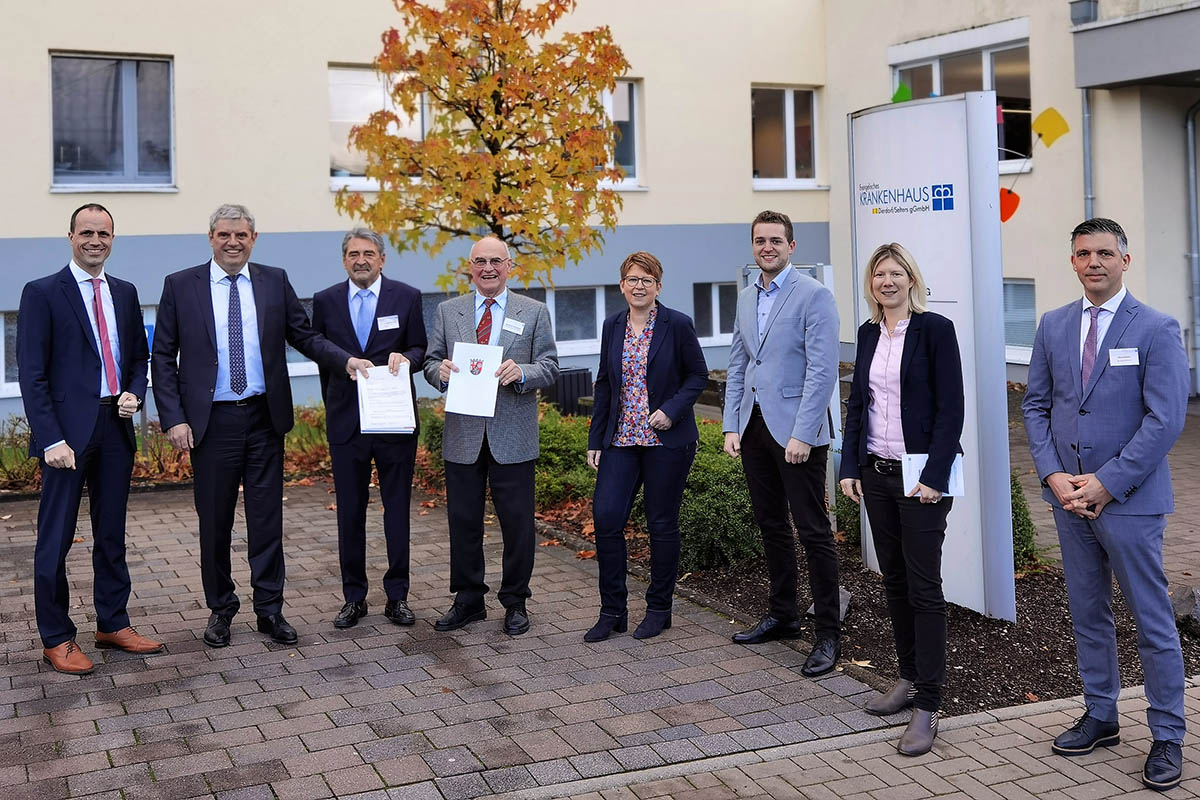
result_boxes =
[311,229,427,629]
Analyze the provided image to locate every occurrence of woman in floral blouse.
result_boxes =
[584,252,709,642]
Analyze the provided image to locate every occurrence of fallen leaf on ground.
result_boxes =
[539,539,561,547]
[418,510,429,516]
[848,659,874,668]
[420,500,437,508]
[576,550,596,560]
[73,537,84,543]
[581,522,595,536]
[1025,692,1040,702]
[0,514,11,520]
[679,572,691,582]
[325,503,337,511]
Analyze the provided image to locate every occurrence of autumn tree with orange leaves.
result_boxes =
[336,0,630,289]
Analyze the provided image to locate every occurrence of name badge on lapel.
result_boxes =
[1109,347,1139,367]
[377,315,400,331]
[502,317,525,335]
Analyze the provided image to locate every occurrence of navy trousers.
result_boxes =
[34,403,134,648]
[330,434,417,604]
[1054,507,1186,742]
[591,442,696,618]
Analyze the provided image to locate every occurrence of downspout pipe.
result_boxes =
[1083,89,1095,220]
[1188,98,1200,395]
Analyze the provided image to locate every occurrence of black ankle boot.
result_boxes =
[633,609,671,640]
[583,613,628,642]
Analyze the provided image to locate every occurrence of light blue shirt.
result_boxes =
[348,275,382,349]
[755,264,793,342]
[210,261,266,400]
[68,260,123,397]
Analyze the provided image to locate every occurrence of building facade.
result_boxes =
[1,0,1199,424]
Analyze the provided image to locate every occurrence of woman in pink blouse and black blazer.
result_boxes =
[584,252,709,643]
[839,243,964,757]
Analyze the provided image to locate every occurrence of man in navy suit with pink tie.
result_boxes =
[311,229,427,628]
[18,203,165,674]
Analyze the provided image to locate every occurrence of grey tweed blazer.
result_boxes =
[423,291,559,464]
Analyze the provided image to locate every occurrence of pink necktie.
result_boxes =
[1081,306,1100,387]
[89,278,120,397]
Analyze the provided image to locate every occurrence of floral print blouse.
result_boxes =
[612,306,661,447]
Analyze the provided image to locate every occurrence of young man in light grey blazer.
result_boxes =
[1023,218,1188,791]
[723,210,842,678]
[423,236,559,636]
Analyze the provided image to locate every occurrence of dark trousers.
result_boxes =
[592,442,697,618]
[34,404,134,647]
[190,398,284,618]
[739,407,840,639]
[330,434,417,604]
[861,466,951,712]
[443,436,535,608]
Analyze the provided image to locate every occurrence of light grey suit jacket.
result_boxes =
[1022,291,1188,515]
[423,291,559,464]
[723,267,840,447]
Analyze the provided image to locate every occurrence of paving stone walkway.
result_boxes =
[0,484,894,800]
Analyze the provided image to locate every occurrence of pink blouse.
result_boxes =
[865,318,908,460]
[612,306,661,447]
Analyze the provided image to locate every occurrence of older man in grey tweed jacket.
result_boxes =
[423,236,559,635]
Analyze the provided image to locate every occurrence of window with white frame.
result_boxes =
[51,55,173,188]
[602,79,640,186]
[1003,279,1035,363]
[693,282,738,344]
[329,66,423,191]
[751,87,816,188]
[890,20,1031,171]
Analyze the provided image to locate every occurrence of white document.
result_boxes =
[445,342,503,417]
[1109,347,1139,366]
[901,453,965,497]
[357,364,416,434]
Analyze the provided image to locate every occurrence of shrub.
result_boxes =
[534,405,595,508]
[1011,469,1039,571]
[834,489,862,547]
[675,421,762,571]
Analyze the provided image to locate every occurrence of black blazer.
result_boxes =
[588,303,709,451]
[311,276,427,445]
[840,310,964,492]
[151,262,352,445]
[17,266,149,456]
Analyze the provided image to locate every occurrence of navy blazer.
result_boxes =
[311,276,427,445]
[840,311,964,493]
[17,266,149,456]
[151,262,352,445]
[588,303,709,451]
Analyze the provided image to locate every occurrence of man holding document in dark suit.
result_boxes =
[312,228,427,629]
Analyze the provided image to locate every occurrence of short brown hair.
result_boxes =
[619,251,663,282]
[751,210,793,244]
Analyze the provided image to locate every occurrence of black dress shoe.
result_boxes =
[800,637,840,677]
[333,601,367,629]
[504,603,530,636]
[583,613,627,642]
[732,615,805,645]
[1143,740,1183,791]
[384,600,415,626]
[434,602,486,632]
[203,614,232,648]
[1051,710,1120,756]
[256,613,298,644]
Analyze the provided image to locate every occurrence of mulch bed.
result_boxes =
[540,514,1200,717]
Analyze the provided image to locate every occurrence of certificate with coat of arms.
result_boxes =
[445,342,503,417]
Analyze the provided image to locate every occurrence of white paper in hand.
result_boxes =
[901,453,965,497]
[358,363,416,433]
[445,342,503,417]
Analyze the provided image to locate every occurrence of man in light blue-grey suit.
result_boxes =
[723,210,841,678]
[1023,217,1188,792]
[423,236,558,637]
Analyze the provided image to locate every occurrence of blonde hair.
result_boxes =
[862,242,928,323]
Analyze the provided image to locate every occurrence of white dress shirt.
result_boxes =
[69,259,123,397]
[1078,286,1127,369]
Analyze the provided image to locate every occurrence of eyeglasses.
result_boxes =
[622,276,658,288]
[471,257,509,268]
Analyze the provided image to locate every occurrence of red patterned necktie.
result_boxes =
[89,278,120,397]
[476,298,495,344]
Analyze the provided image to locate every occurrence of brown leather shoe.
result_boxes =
[43,641,95,675]
[95,626,164,654]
